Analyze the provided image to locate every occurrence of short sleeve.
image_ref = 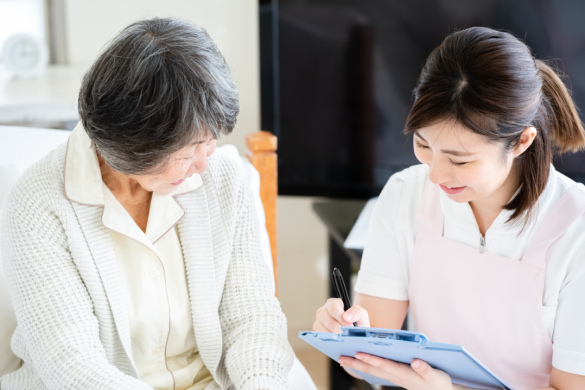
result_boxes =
[354,165,427,301]
[551,235,585,375]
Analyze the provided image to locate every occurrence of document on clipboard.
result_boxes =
[299,327,511,390]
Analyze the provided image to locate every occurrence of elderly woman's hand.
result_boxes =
[339,354,454,390]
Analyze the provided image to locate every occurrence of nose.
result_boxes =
[427,158,452,185]
[189,156,208,175]
[189,142,216,175]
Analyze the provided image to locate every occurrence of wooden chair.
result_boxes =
[245,131,279,295]
[246,132,318,389]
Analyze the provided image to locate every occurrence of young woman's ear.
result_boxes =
[513,127,537,157]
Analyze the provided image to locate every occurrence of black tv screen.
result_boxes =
[260,0,585,198]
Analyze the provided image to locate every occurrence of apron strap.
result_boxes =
[417,179,444,236]
[523,183,585,269]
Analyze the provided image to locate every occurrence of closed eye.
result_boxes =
[417,140,467,166]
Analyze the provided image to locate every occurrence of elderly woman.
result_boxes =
[1,17,293,389]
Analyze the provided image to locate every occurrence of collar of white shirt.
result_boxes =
[63,123,203,245]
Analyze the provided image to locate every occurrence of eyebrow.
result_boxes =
[414,132,476,157]
[190,136,214,146]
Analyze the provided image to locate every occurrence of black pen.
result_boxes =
[331,268,358,326]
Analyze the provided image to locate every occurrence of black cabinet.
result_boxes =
[312,201,404,390]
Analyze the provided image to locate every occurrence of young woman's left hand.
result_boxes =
[339,353,455,390]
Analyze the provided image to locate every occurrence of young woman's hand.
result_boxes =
[339,354,454,390]
[313,298,370,333]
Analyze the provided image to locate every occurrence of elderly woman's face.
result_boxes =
[130,136,217,195]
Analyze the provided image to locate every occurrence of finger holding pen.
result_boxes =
[313,268,372,333]
[341,304,370,327]
[313,298,371,334]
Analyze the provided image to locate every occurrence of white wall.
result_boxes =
[278,197,328,345]
[63,0,329,344]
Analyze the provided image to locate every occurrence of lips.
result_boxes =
[171,179,185,186]
[439,184,466,195]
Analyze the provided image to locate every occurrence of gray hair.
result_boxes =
[78,17,239,174]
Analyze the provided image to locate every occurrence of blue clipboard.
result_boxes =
[299,327,511,390]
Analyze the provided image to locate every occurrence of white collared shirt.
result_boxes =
[65,124,212,390]
[355,163,585,375]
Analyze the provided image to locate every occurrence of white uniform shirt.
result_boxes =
[354,164,585,375]
[65,125,213,389]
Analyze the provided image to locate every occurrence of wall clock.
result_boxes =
[1,34,48,78]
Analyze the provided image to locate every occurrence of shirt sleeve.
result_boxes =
[551,234,585,375]
[219,175,294,390]
[354,166,426,301]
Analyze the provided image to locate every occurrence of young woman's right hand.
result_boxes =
[313,298,371,333]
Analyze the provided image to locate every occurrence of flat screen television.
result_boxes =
[260,0,585,198]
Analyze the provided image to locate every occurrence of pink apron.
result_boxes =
[408,181,585,389]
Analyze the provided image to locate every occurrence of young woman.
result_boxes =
[314,27,585,389]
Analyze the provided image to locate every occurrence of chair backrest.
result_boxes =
[245,131,278,294]
[0,127,72,208]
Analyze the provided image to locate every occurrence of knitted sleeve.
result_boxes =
[1,182,151,389]
[217,177,294,390]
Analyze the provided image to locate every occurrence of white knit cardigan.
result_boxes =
[0,144,294,389]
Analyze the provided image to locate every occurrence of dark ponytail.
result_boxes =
[405,27,585,225]
[536,60,585,153]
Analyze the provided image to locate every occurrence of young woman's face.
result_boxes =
[413,120,518,206]
[131,136,217,195]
